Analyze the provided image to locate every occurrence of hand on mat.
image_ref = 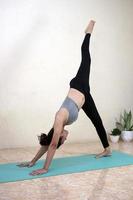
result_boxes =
[29,168,48,176]
[16,161,35,168]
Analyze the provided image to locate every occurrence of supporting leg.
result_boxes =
[82,92,112,158]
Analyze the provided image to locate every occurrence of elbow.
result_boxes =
[50,142,58,149]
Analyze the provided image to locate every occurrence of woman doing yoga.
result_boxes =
[18,20,111,175]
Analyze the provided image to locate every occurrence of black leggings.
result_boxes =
[72,33,109,148]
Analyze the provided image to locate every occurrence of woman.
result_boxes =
[19,20,111,176]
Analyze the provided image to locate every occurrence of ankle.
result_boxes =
[105,146,111,151]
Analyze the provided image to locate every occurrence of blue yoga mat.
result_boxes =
[0,150,133,183]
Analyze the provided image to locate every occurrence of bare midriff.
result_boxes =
[67,88,85,110]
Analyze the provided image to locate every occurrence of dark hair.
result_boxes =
[39,133,48,146]
[38,128,62,148]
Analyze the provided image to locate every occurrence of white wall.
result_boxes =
[0,0,133,148]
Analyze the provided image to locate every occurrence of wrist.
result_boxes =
[31,160,36,164]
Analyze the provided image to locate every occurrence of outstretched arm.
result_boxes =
[30,132,62,176]
[31,145,49,163]
[41,129,69,170]
[30,112,65,176]
[17,146,48,167]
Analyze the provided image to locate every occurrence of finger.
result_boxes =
[33,171,41,176]
[29,172,35,175]
[16,164,21,167]
[16,163,23,166]
[28,164,32,168]
[17,162,28,166]
[29,171,37,175]
[22,164,28,166]
[17,164,25,167]
[30,170,36,173]
[19,164,28,167]
[29,172,35,176]
[30,172,38,176]
[30,173,36,176]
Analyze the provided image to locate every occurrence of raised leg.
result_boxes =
[75,20,95,83]
[75,33,91,81]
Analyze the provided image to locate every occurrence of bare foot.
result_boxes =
[95,147,112,159]
[85,20,96,34]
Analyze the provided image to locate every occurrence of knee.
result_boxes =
[50,142,58,149]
